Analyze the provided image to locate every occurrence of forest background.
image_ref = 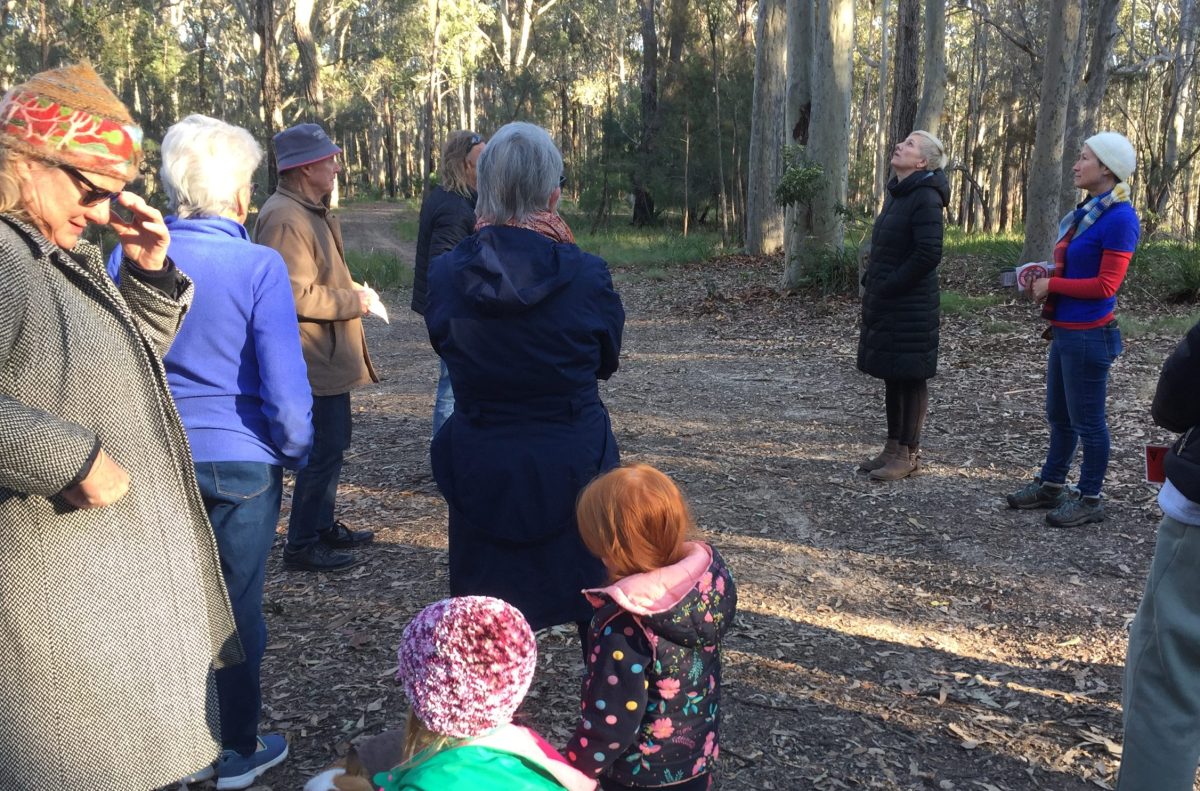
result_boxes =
[2,0,1198,290]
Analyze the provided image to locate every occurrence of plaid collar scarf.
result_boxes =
[1057,182,1131,244]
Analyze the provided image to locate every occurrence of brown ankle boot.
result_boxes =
[870,445,918,481]
[858,439,900,472]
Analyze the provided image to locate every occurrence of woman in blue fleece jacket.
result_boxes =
[108,114,311,789]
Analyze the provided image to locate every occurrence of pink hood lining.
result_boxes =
[583,542,712,616]
[472,724,597,791]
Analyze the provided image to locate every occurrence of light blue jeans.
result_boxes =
[432,358,455,439]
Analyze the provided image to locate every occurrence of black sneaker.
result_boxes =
[282,542,359,572]
[1046,494,1105,528]
[1006,477,1068,510]
[319,519,375,549]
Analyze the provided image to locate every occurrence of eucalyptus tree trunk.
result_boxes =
[256,0,284,192]
[809,0,853,248]
[292,0,324,118]
[781,0,852,289]
[872,0,892,212]
[1020,0,1084,265]
[782,0,814,286]
[745,0,787,254]
[1152,0,1197,224]
[632,0,659,226]
[887,0,920,154]
[913,0,947,135]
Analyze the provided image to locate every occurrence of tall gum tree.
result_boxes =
[1020,0,1084,264]
[746,0,787,254]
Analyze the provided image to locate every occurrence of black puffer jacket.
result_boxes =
[856,169,950,381]
[1153,319,1200,502]
[411,185,476,315]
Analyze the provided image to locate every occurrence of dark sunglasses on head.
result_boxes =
[559,174,567,188]
[467,133,483,148]
[59,165,121,207]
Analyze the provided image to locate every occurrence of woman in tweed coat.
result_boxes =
[0,65,240,791]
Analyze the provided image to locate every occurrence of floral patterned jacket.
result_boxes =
[565,543,736,787]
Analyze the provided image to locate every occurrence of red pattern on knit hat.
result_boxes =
[397,596,537,739]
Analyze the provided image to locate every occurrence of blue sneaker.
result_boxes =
[216,734,288,790]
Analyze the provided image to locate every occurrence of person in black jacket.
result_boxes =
[411,130,486,437]
[1116,319,1200,791]
[856,130,950,481]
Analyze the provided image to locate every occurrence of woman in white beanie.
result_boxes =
[1006,131,1140,527]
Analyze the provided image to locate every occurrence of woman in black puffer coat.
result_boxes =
[857,130,950,481]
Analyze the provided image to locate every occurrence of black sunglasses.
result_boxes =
[59,165,121,207]
[559,174,567,188]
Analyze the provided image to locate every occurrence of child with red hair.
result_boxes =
[566,464,737,791]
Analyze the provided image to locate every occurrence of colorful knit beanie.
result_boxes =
[396,596,537,739]
[0,63,142,181]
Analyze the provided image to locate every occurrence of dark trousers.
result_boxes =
[884,378,928,449]
[195,461,284,756]
[287,392,352,548]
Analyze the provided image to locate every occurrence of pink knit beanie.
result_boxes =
[396,596,537,738]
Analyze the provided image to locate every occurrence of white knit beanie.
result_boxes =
[1084,132,1136,183]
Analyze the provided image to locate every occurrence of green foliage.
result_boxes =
[790,244,859,295]
[942,228,1025,267]
[345,250,412,290]
[1126,242,1200,302]
[940,291,1006,316]
[565,216,727,270]
[1117,312,1200,339]
[775,146,825,209]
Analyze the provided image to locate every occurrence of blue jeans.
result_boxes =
[194,461,284,756]
[287,393,352,548]
[1039,324,1122,497]
[1117,516,1200,791]
[432,358,455,439]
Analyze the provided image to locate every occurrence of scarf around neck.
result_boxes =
[1057,182,1131,243]
[475,210,575,244]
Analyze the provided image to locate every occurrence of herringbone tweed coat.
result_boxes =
[0,215,241,791]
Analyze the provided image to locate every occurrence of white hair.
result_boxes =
[160,114,262,218]
[475,122,562,225]
[910,130,948,171]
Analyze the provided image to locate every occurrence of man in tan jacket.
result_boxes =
[256,123,379,571]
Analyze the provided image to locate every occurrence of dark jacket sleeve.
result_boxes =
[428,198,475,261]
[877,188,944,298]
[592,260,624,381]
[1152,320,1200,433]
[565,613,651,778]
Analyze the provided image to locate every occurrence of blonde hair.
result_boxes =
[910,130,948,170]
[576,463,695,581]
[0,147,28,217]
[398,710,466,768]
[440,130,483,197]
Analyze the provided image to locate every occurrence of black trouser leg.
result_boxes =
[897,379,929,449]
[884,379,902,441]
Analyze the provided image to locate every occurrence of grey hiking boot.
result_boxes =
[1046,494,1105,528]
[1006,477,1068,510]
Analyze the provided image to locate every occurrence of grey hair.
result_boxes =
[475,122,562,225]
[911,130,948,171]
[160,114,262,218]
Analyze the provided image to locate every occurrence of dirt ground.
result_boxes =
[203,203,1194,790]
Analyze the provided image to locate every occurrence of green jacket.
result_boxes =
[373,744,567,790]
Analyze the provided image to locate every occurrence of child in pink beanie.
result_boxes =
[372,596,595,791]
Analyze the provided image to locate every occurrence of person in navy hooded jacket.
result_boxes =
[108,114,311,789]
[424,121,624,638]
